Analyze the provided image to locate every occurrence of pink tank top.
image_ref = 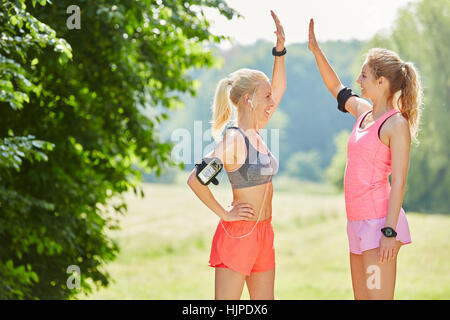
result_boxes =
[344,108,401,221]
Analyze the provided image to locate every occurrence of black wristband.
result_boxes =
[272,47,287,56]
[337,87,359,113]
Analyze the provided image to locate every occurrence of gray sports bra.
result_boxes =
[225,126,278,189]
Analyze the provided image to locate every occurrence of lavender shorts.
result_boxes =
[347,208,412,255]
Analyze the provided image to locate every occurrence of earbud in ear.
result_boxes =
[248,99,252,103]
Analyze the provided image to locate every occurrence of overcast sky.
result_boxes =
[205,0,419,48]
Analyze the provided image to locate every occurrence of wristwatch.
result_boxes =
[381,227,397,238]
[272,47,287,56]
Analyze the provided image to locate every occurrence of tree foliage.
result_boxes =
[285,151,324,182]
[0,0,237,299]
[326,130,350,191]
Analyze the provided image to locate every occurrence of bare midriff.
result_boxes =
[229,182,273,222]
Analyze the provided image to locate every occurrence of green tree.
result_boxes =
[285,150,323,182]
[0,0,72,299]
[0,0,237,299]
[326,130,350,191]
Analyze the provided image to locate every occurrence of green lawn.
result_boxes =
[84,179,450,300]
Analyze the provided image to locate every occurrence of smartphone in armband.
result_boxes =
[195,157,223,186]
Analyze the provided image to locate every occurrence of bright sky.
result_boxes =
[206,0,419,48]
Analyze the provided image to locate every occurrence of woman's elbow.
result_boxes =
[187,171,197,188]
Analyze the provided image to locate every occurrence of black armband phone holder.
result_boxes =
[195,157,223,186]
[337,87,359,113]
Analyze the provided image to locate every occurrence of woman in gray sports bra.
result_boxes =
[226,126,279,189]
[187,11,286,300]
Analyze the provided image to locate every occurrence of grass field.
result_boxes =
[84,177,450,300]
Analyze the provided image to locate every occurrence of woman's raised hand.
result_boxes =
[271,10,285,50]
[308,18,319,52]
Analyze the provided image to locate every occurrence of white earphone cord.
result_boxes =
[219,87,270,239]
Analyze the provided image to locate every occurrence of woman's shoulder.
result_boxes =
[220,128,247,170]
[222,128,247,152]
[224,127,245,142]
[381,111,410,142]
[385,111,409,131]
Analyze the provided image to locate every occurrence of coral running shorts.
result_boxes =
[209,217,275,276]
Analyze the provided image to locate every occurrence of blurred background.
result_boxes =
[0,0,448,299]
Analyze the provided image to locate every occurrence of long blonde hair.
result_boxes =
[365,48,423,142]
[210,68,268,141]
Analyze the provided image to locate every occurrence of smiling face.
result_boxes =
[249,80,275,122]
[356,62,378,100]
[356,60,392,103]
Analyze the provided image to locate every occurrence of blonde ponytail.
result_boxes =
[210,68,269,142]
[366,48,423,143]
[399,62,423,143]
[210,78,233,142]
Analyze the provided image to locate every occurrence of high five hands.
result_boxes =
[271,10,285,51]
[271,15,318,53]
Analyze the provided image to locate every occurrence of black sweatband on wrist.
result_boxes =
[337,87,359,113]
[272,47,287,56]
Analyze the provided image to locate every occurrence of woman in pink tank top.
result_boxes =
[309,19,423,299]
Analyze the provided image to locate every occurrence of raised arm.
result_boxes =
[270,10,286,108]
[308,18,371,118]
